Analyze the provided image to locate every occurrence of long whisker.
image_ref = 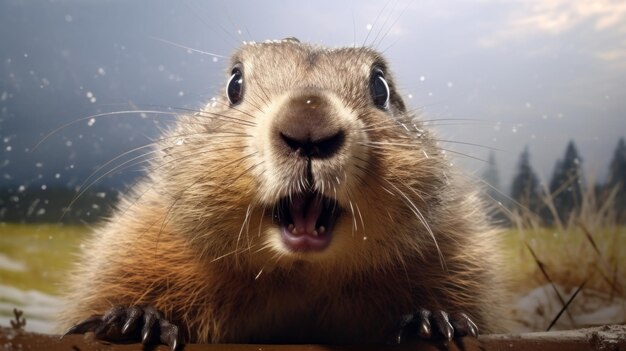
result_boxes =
[358,141,488,163]
[31,110,178,151]
[78,131,251,195]
[469,173,532,215]
[151,170,215,253]
[138,104,257,127]
[210,246,255,263]
[348,199,356,236]
[33,106,257,154]
[258,206,267,238]
[354,201,366,236]
[385,179,447,271]
[359,118,492,133]
[179,0,240,47]
[420,117,491,124]
[432,139,503,152]
[360,139,500,152]
[224,158,263,188]
[351,155,446,270]
[374,0,412,52]
[358,118,399,131]
[211,99,259,121]
[69,142,249,220]
[362,0,394,47]
[235,204,253,263]
[150,36,226,58]
[247,68,272,110]
[242,86,268,114]
[60,150,155,222]
[369,0,400,50]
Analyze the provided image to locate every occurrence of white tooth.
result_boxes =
[319,226,326,234]
[292,227,299,235]
[288,224,294,230]
[312,230,318,236]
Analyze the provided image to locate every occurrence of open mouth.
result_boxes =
[273,192,341,252]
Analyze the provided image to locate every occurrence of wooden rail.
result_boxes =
[1,325,625,351]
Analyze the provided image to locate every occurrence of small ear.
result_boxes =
[283,37,300,43]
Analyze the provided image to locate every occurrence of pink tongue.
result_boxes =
[289,195,323,234]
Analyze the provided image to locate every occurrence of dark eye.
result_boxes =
[370,67,390,110]
[226,67,244,105]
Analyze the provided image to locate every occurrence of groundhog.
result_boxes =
[61,38,507,350]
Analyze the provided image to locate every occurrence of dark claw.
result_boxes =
[62,315,101,338]
[432,310,454,340]
[391,308,479,343]
[121,306,143,335]
[102,306,125,324]
[94,306,127,339]
[65,305,181,351]
[391,314,415,344]
[416,309,432,339]
[141,308,157,344]
[450,312,479,337]
[160,320,180,351]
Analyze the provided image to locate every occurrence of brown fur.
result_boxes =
[61,40,508,343]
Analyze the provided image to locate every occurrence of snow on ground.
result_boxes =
[513,283,626,332]
[0,254,26,272]
[0,284,60,333]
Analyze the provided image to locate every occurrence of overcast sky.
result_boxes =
[1,0,625,195]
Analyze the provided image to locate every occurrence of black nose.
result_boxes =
[280,130,345,159]
[273,92,345,159]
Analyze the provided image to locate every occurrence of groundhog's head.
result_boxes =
[158,39,448,273]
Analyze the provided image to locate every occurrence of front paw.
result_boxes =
[63,305,180,350]
[391,308,478,344]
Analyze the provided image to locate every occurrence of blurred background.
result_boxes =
[1,0,625,334]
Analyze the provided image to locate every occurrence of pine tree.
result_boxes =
[510,147,540,212]
[607,137,626,221]
[548,141,583,224]
[483,152,501,196]
[481,151,508,224]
